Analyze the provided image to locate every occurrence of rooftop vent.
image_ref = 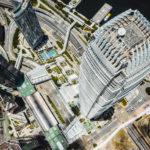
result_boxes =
[118,28,126,37]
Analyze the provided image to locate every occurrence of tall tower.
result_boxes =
[11,0,48,50]
[0,54,24,88]
[79,9,150,120]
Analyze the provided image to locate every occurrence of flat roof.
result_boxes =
[124,22,145,48]
[18,76,35,98]
[92,3,112,23]
[45,126,68,150]
[26,92,57,131]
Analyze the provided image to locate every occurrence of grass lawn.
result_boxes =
[120,99,127,107]
[39,4,54,14]
[73,55,81,65]
[53,67,61,74]
[65,57,73,68]
[13,28,20,49]
[51,75,61,87]
[60,76,66,83]
[56,41,63,49]
[112,129,136,150]
[47,96,65,124]
[64,51,73,61]
[31,0,38,6]
[46,68,52,73]
[78,34,87,46]
[60,62,67,67]
[145,87,150,95]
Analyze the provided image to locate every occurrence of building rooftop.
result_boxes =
[0,141,21,150]
[26,92,57,131]
[17,76,35,98]
[124,22,144,48]
[45,126,68,150]
[93,9,150,73]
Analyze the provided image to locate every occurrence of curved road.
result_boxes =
[0,2,85,60]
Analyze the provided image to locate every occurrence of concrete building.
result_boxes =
[79,9,150,120]
[11,0,48,50]
[0,54,24,89]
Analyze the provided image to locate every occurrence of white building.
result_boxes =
[63,118,87,144]
[79,9,150,120]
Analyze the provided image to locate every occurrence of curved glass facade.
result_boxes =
[79,9,150,119]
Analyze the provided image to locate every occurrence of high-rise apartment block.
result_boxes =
[79,9,150,120]
[11,0,48,50]
[0,54,24,88]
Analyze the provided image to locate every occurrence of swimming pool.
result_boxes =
[48,49,56,57]
[41,53,48,61]
[41,50,56,61]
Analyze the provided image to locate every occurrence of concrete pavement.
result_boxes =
[94,106,150,150]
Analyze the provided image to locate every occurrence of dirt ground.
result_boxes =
[136,115,150,146]
[98,128,138,150]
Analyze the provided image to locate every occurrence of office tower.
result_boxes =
[0,88,15,103]
[0,25,4,43]
[11,0,48,50]
[19,136,51,150]
[0,54,24,88]
[79,9,150,120]
[11,0,22,8]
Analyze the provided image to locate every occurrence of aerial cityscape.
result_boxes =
[0,0,150,150]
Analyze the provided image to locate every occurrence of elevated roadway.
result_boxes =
[15,54,23,70]
[36,12,85,55]
[0,1,85,57]
[61,21,76,53]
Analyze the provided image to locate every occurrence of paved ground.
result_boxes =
[18,76,35,98]
[36,81,74,127]
[76,0,150,21]
[88,82,150,147]
[98,128,138,150]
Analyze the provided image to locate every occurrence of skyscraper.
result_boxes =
[0,25,4,43]
[0,54,24,88]
[79,9,150,120]
[11,0,48,50]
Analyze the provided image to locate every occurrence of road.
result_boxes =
[127,124,150,150]
[0,1,85,59]
[37,11,85,55]
[91,119,119,141]
[94,106,150,150]
[6,20,17,60]
[126,83,150,115]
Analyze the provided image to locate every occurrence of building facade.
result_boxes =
[0,54,24,88]
[79,9,150,120]
[11,0,48,50]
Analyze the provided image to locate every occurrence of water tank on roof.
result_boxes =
[118,28,126,37]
